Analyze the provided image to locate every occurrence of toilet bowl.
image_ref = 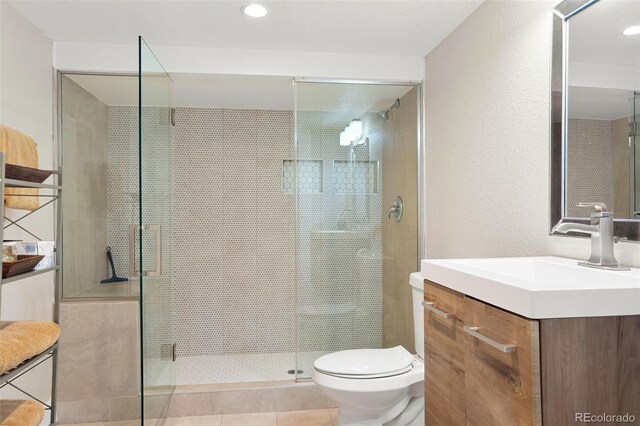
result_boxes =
[313,273,425,426]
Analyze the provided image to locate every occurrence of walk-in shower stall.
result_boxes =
[58,38,421,423]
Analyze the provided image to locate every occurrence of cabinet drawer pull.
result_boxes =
[422,300,454,319]
[463,326,517,353]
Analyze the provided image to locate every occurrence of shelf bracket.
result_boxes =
[3,197,57,232]
[3,216,43,241]
[3,381,51,409]
[0,350,54,409]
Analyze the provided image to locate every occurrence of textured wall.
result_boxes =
[61,76,109,297]
[566,119,614,217]
[381,88,418,351]
[424,1,552,259]
[423,0,640,266]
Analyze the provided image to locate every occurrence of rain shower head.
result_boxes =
[378,99,400,121]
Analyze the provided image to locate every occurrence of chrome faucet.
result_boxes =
[552,203,629,271]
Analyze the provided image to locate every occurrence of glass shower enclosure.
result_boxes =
[294,81,420,379]
[138,36,175,423]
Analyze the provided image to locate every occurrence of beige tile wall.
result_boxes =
[381,88,419,350]
[612,116,631,218]
[166,383,336,417]
[61,76,109,297]
[57,300,140,423]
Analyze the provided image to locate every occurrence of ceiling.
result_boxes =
[67,74,295,109]
[66,73,414,111]
[569,0,640,67]
[296,81,414,113]
[568,86,634,120]
[9,0,482,58]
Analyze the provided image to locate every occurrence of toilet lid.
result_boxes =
[314,346,414,378]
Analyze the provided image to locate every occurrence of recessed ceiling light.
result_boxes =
[623,26,640,36]
[243,4,268,18]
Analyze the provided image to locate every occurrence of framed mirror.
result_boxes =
[551,0,640,240]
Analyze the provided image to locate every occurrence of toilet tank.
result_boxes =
[409,272,424,359]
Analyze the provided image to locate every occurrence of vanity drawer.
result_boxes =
[424,281,466,425]
[463,297,542,426]
[424,280,464,320]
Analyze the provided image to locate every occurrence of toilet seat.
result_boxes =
[314,346,415,379]
[316,364,414,379]
[313,353,424,394]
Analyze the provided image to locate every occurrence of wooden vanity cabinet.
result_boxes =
[423,281,466,425]
[539,316,640,425]
[424,280,640,426]
[463,296,541,426]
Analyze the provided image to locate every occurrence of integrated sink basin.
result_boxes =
[421,256,640,318]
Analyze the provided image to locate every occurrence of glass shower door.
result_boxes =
[138,36,175,423]
[294,81,419,380]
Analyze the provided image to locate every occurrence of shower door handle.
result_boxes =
[128,224,137,278]
[129,224,162,278]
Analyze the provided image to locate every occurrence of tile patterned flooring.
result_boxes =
[62,408,339,426]
[175,352,329,384]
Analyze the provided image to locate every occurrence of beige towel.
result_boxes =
[0,125,39,211]
[0,400,44,426]
[0,321,60,375]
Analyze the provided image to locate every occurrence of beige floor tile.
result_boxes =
[164,415,222,426]
[59,421,139,426]
[56,423,103,426]
[276,409,332,426]
[328,409,339,426]
[221,412,277,426]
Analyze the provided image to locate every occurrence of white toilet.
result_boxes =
[313,273,425,426]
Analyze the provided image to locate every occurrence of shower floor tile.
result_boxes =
[176,351,329,385]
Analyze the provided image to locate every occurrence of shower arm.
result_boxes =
[378,99,400,121]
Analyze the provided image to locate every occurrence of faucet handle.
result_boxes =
[577,202,609,213]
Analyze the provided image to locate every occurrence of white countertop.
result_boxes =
[421,256,640,319]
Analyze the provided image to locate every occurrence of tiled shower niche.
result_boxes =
[282,160,323,193]
[333,160,379,193]
[282,160,379,194]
